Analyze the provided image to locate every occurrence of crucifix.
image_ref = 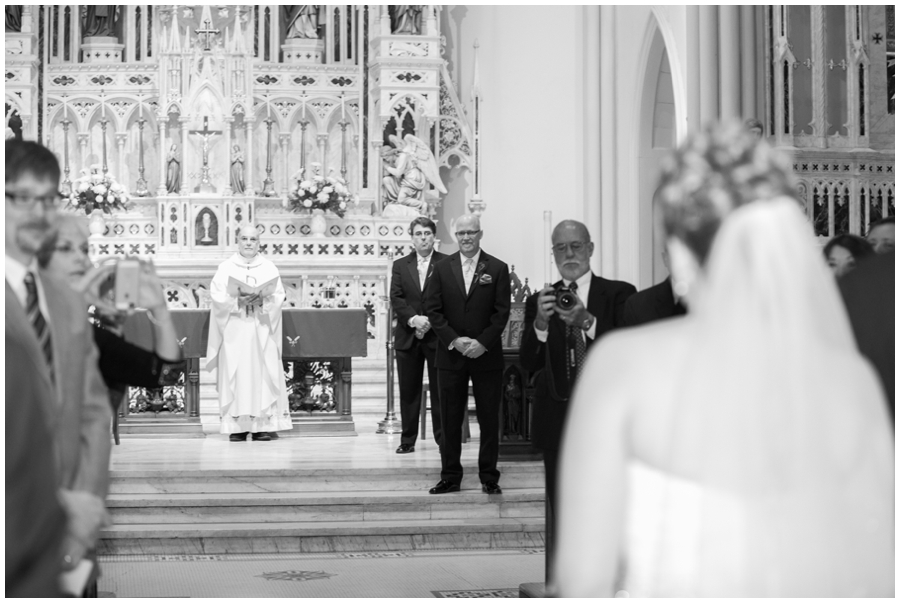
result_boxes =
[190,116,221,193]
[196,18,220,51]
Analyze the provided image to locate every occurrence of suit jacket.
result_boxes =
[425,250,511,372]
[390,250,448,351]
[839,253,895,420]
[519,273,636,451]
[5,274,111,498]
[622,277,686,327]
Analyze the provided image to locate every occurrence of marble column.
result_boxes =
[157,116,168,196]
[699,5,719,124]
[280,133,291,196]
[718,5,741,121]
[584,4,602,271]
[244,121,254,195]
[598,5,617,276]
[180,118,189,195]
[223,117,233,196]
[740,5,758,120]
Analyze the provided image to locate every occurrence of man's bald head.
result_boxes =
[551,220,594,282]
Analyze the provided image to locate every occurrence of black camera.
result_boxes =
[554,285,578,310]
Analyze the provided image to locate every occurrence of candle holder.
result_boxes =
[299,119,309,177]
[261,118,277,197]
[339,119,349,182]
[134,117,150,197]
[60,118,73,196]
[377,255,402,435]
[100,118,109,175]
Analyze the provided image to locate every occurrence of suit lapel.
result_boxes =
[450,255,467,297]
[423,254,439,292]
[407,254,421,294]
[5,282,56,396]
[467,254,488,298]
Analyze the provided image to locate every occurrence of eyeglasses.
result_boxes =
[456,230,480,238]
[5,191,64,209]
[412,231,435,238]
[552,241,588,254]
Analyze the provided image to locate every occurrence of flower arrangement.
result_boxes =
[285,171,355,218]
[66,165,130,215]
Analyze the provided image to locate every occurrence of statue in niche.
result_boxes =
[230,145,245,194]
[390,6,423,35]
[165,144,181,194]
[195,209,218,246]
[283,6,321,40]
[82,5,120,38]
[382,134,446,215]
[5,6,22,32]
[503,372,522,439]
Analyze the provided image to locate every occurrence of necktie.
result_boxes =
[418,257,428,286]
[565,282,586,384]
[463,258,475,290]
[24,272,54,382]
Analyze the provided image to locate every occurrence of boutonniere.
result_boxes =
[426,264,434,280]
[478,273,492,285]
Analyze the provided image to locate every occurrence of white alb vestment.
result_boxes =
[206,253,293,434]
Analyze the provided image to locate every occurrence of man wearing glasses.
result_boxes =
[518,219,635,579]
[425,213,511,495]
[390,217,448,454]
[5,140,111,589]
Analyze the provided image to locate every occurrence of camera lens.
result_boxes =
[556,290,577,310]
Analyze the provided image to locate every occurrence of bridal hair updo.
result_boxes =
[656,121,797,265]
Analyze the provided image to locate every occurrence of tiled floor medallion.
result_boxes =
[433,588,519,598]
[257,570,335,582]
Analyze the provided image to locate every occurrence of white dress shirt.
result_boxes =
[534,270,596,343]
[5,254,51,322]
[408,251,434,328]
[460,249,482,291]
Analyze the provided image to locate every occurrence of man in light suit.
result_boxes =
[425,213,511,495]
[5,140,111,577]
[390,217,448,453]
[519,220,635,579]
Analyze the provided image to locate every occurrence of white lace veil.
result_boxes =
[662,197,894,596]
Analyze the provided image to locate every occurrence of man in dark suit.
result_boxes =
[390,217,448,453]
[519,219,635,576]
[5,140,111,579]
[622,250,687,327]
[425,213,511,495]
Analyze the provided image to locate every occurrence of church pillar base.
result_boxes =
[81,36,125,63]
[282,38,325,64]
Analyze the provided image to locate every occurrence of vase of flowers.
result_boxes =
[285,171,356,237]
[66,165,130,218]
[88,209,106,235]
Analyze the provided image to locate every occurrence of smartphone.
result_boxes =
[114,258,141,311]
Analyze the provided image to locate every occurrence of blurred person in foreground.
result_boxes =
[5,140,111,583]
[37,214,183,407]
[552,122,894,597]
[822,233,875,278]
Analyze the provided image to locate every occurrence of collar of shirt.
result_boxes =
[459,249,481,269]
[562,271,593,302]
[417,251,433,265]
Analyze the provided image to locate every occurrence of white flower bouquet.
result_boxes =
[66,165,130,215]
[286,172,356,218]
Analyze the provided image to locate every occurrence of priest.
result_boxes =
[206,223,293,441]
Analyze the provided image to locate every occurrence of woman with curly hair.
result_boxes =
[552,122,894,597]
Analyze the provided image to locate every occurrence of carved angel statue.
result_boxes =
[382,134,447,216]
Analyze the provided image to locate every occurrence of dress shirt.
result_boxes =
[407,251,434,328]
[460,249,482,291]
[6,254,51,323]
[534,270,596,343]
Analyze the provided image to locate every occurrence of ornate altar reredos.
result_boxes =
[7,5,478,358]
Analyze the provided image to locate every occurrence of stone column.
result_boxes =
[223,117,233,196]
[280,133,291,196]
[115,132,128,186]
[584,4,602,272]
[740,5,758,120]
[699,5,719,124]
[316,133,328,171]
[718,5,741,121]
[157,116,168,196]
[598,5,617,276]
[244,121,254,195]
[180,118,189,195]
[686,6,702,132]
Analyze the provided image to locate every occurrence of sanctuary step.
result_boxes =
[99,464,546,555]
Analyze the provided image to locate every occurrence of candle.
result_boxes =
[543,211,552,287]
[139,95,144,119]
[301,96,306,120]
[266,95,271,119]
[341,94,346,120]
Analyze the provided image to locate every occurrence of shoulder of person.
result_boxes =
[593,274,636,294]
[394,251,415,267]
[480,251,507,270]
[432,250,450,262]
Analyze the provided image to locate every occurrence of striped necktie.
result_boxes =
[565,282,586,384]
[24,272,54,382]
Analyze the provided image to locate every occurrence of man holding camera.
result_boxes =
[206,223,293,442]
[519,219,635,576]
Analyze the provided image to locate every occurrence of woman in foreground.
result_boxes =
[552,122,894,597]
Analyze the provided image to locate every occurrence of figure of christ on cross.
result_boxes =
[190,116,221,193]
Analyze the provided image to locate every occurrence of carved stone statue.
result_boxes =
[82,5,120,38]
[391,6,424,35]
[382,134,447,215]
[230,145,245,194]
[283,6,321,40]
[165,144,181,194]
[5,6,22,32]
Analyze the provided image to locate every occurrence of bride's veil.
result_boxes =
[664,198,894,595]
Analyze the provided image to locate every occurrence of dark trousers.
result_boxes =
[395,341,442,446]
[438,367,502,485]
[542,446,560,582]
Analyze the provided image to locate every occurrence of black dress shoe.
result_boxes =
[229,432,248,442]
[251,432,272,441]
[396,443,415,454]
[482,481,502,495]
[429,480,460,495]
[267,432,279,439]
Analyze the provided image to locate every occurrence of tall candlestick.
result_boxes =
[138,94,144,119]
[301,95,307,120]
[341,94,346,120]
[544,211,552,286]
[101,90,107,119]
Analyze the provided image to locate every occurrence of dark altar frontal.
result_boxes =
[119,308,367,438]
